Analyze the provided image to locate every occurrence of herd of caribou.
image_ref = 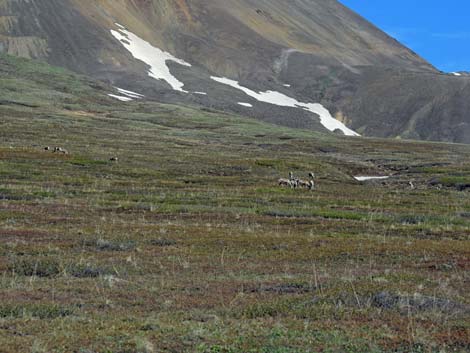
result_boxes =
[279,172,315,190]
[44,146,118,162]
[44,146,311,189]
[38,146,427,192]
[44,146,68,154]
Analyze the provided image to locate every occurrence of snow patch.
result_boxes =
[194,91,207,95]
[211,76,359,136]
[238,102,253,107]
[354,176,390,181]
[115,87,144,99]
[111,23,191,92]
[283,84,291,87]
[108,94,133,102]
[451,72,462,76]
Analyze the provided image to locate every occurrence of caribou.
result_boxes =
[297,179,311,189]
[279,172,315,190]
[279,178,294,188]
[53,147,68,154]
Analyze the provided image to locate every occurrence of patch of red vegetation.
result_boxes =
[0,290,49,303]
[425,257,470,271]
[456,258,470,270]
[0,228,53,241]
[435,326,470,346]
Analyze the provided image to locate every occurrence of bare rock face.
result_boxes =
[1,0,469,142]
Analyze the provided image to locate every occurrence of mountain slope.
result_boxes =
[0,0,469,142]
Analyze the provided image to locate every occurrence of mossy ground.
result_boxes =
[0,54,469,352]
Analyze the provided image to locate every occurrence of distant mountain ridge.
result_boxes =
[1,0,469,142]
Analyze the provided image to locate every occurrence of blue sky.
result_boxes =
[339,1,470,72]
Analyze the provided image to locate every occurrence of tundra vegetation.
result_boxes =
[0,53,469,352]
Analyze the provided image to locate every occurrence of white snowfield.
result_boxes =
[111,24,191,92]
[452,72,462,76]
[354,176,390,181]
[108,94,133,102]
[238,102,253,107]
[194,92,207,95]
[211,76,359,136]
[115,87,145,99]
[109,23,359,137]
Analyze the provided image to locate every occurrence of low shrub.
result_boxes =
[10,257,61,277]
[0,303,73,319]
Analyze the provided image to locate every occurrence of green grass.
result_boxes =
[0,304,74,319]
[0,53,469,352]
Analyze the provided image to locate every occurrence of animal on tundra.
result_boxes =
[110,157,118,162]
[53,147,68,154]
[279,171,316,190]
[297,179,311,188]
[278,178,294,188]
[296,179,315,190]
[308,180,315,190]
[289,171,301,188]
